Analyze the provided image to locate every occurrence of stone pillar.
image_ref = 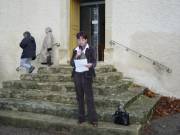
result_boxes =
[58,0,70,65]
[104,0,114,64]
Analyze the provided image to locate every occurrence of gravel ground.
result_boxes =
[141,113,180,135]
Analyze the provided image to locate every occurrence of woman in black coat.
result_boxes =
[19,31,36,73]
[70,31,98,127]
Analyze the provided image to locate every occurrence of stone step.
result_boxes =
[0,89,141,109]
[0,98,112,122]
[0,110,141,135]
[125,95,160,124]
[20,72,123,84]
[0,94,158,124]
[2,80,132,96]
[0,95,142,123]
[38,65,117,74]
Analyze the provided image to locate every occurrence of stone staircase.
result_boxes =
[0,64,160,135]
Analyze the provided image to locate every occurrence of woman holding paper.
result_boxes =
[70,31,98,127]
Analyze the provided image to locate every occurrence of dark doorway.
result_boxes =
[80,0,105,61]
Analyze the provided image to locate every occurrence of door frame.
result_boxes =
[69,0,80,58]
[69,0,106,61]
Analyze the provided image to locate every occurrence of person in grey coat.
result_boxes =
[19,31,36,73]
[40,27,54,66]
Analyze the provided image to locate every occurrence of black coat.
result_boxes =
[70,46,97,78]
[20,36,36,58]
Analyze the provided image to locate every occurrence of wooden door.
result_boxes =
[69,0,80,58]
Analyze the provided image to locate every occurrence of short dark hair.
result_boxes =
[23,31,31,37]
[76,31,88,39]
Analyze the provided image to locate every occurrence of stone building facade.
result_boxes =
[0,0,180,98]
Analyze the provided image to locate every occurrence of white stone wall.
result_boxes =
[109,0,180,98]
[1,0,180,98]
[0,0,69,87]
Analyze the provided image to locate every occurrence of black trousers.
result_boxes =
[74,72,97,123]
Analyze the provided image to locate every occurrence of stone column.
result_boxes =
[58,0,70,64]
[104,0,114,64]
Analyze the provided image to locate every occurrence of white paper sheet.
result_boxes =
[74,59,89,72]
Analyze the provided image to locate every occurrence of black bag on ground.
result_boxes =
[112,105,130,126]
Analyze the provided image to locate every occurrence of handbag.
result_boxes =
[112,104,130,126]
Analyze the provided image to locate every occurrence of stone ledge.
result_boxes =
[0,110,142,135]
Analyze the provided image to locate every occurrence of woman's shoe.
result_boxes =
[16,67,20,71]
[29,66,35,73]
[77,120,85,125]
[47,62,53,66]
[41,62,47,65]
[90,121,98,127]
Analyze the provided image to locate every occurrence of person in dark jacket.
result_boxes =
[70,31,98,127]
[19,31,36,73]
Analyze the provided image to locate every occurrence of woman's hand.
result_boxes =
[85,63,93,68]
[75,50,82,58]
